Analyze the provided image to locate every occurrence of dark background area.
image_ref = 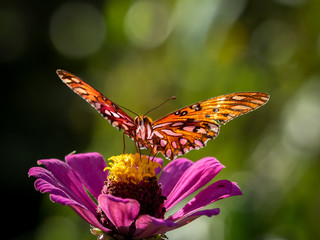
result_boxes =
[2,0,320,239]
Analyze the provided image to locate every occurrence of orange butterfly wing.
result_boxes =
[152,92,270,160]
[57,70,269,160]
[56,70,136,136]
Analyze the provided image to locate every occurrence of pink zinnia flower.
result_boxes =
[29,153,241,239]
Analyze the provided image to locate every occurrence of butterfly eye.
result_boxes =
[143,116,152,123]
[134,116,140,124]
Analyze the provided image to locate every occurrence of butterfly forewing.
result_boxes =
[56,70,136,135]
[152,92,269,159]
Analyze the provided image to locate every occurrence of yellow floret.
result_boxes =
[104,153,161,184]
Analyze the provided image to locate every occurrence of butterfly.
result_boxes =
[57,69,270,160]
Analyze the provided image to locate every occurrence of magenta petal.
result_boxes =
[134,215,177,239]
[29,160,111,232]
[66,152,107,199]
[164,157,224,210]
[38,158,97,212]
[98,194,140,235]
[171,180,242,221]
[159,158,193,197]
[31,171,81,207]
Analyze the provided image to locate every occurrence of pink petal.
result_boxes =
[170,180,242,221]
[29,160,97,213]
[159,158,193,197]
[134,215,177,239]
[28,156,105,230]
[66,152,108,199]
[98,194,140,235]
[164,157,224,210]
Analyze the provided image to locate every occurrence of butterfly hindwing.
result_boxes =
[56,69,136,135]
[152,120,220,160]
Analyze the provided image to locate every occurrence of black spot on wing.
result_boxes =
[180,111,188,116]
[190,103,202,111]
[186,118,195,122]
[193,126,200,133]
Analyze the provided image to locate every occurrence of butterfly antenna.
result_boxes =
[143,96,176,116]
[116,103,139,116]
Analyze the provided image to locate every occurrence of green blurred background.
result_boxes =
[2,0,320,239]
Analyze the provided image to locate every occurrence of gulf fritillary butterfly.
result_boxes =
[57,69,269,160]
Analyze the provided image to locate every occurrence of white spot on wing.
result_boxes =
[182,126,195,132]
[232,96,246,101]
[126,122,135,127]
[172,141,177,149]
[63,79,72,84]
[111,112,120,118]
[104,109,111,116]
[231,105,252,111]
[153,122,171,129]
[94,102,101,109]
[71,77,81,83]
[196,128,207,134]
[153,131,164,138]
[250,99,265,105]
[179,138,188,145]
[166,149,172,158]
[160,139,167,147]
[171,122,184,127]
[112,121,119,127]
[162,129,183,137]
[74,87,87,94]
[194,140,204,147]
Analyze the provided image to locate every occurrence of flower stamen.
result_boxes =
[105,153,161,184]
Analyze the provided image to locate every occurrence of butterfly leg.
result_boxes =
[147,148,153,163]
[134,141,142,160]
[122,133,126,154]
[150,145,158,162]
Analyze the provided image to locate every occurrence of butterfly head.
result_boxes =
[134,116,153,125]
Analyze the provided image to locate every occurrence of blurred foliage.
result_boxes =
[2,0,320,239]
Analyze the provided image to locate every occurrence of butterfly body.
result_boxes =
[57,69,269,160]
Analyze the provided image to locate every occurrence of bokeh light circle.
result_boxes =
[50,2,106,59]
[124,0,172,49]
[250,19,297,66]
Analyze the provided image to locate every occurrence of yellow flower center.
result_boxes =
[99,153,167,223]
[105,153,161,184]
